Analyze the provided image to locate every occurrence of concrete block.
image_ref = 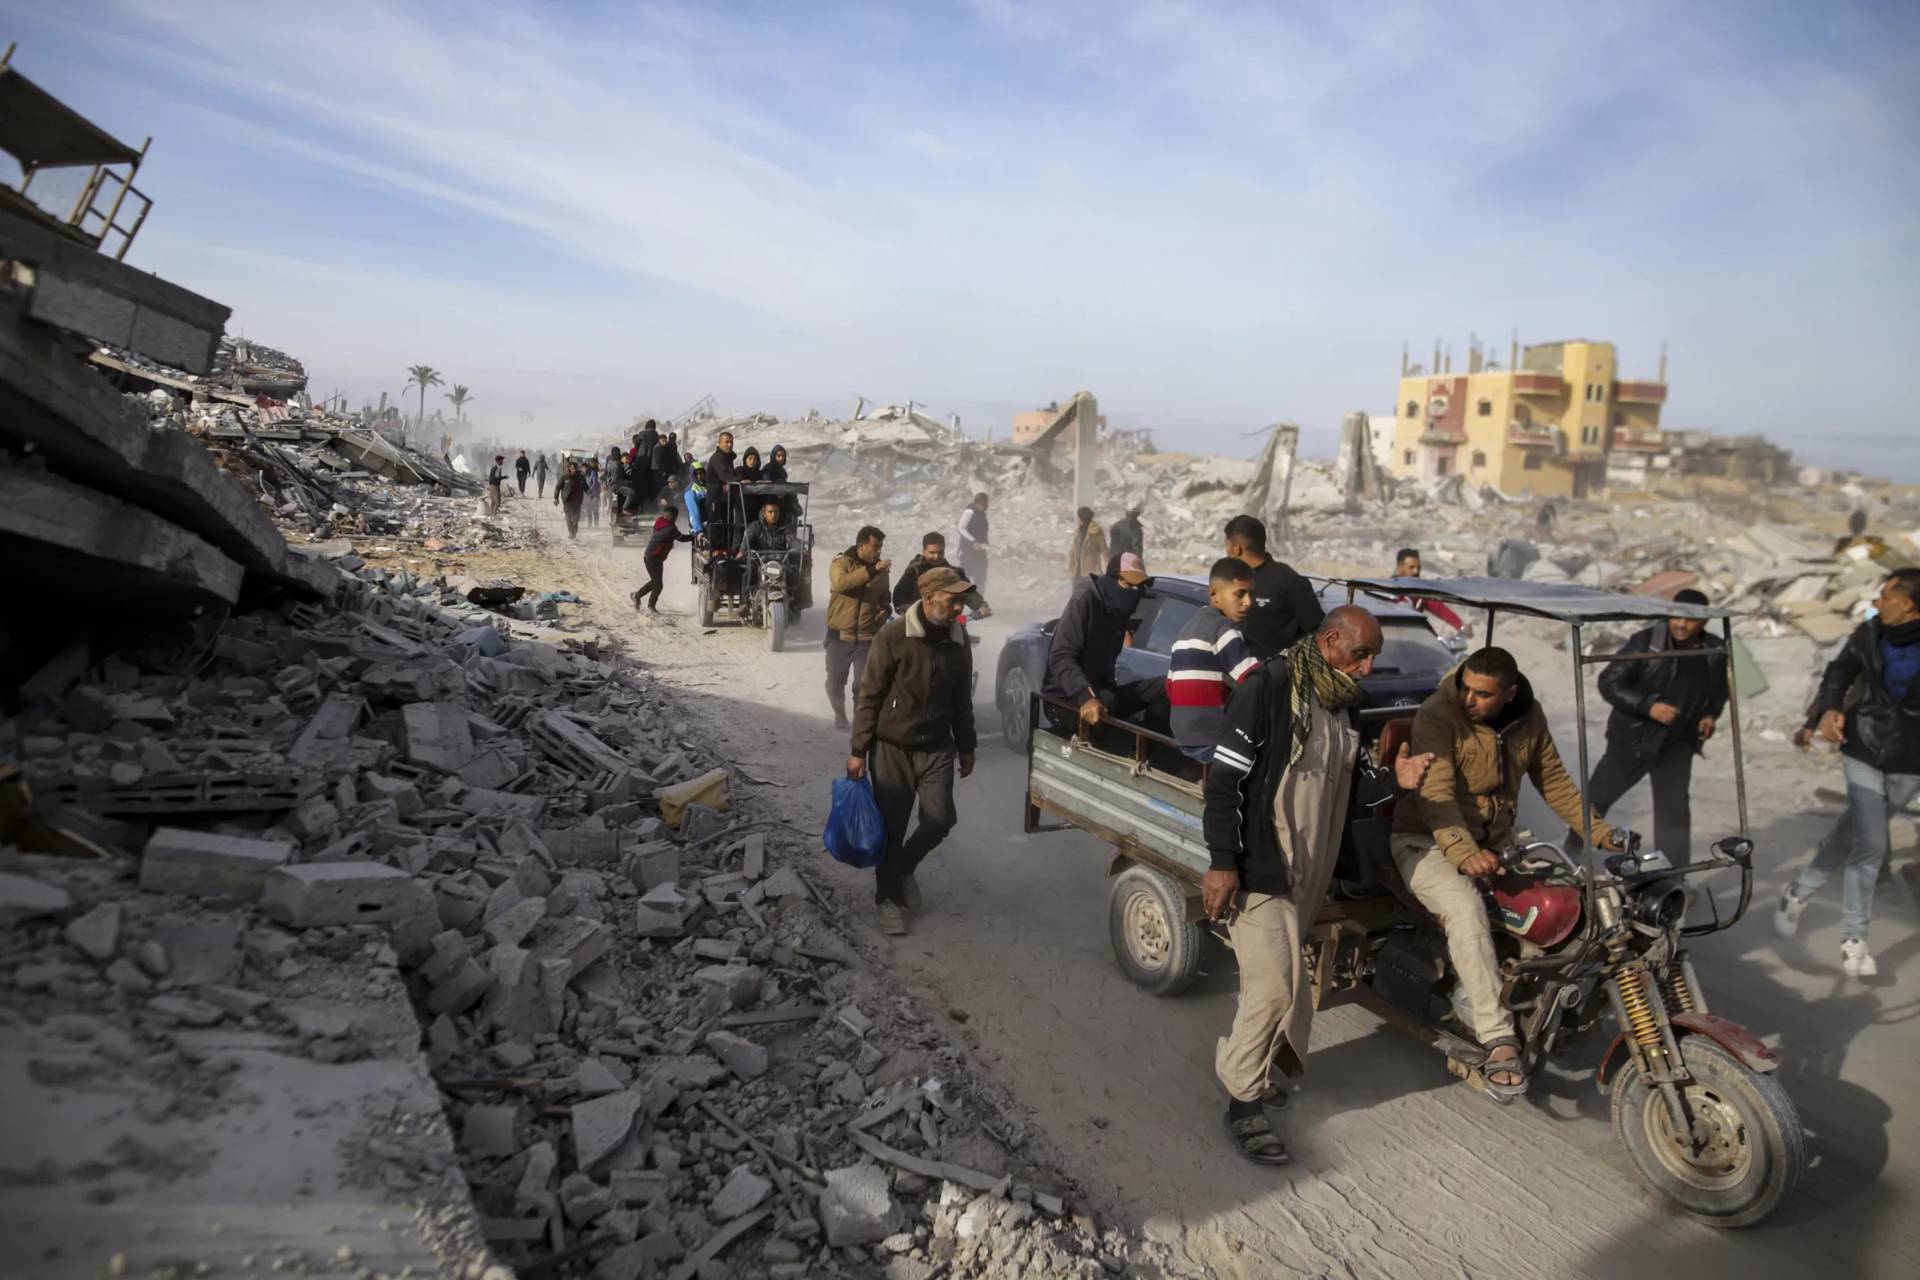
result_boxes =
[572,1090,643,1171]
[705,1030,769,1081]
[150,919,241,985]
[692,964,762,1010]
[0,872,71,923]
[281,795,341,841]
[64,903,121,960]
[819,1164,902,1246]
[632,884,690,938]
[463,1104,519,1158]
[361,772,423,818]
[549,822,621,868]
[481,945,558,1038]
[402,702,476,773]
[678,804,730,845]
[484,896,548,949]
[260,861,425,927]
[623,842,679,892]
[140,827,294,899]
[561,1171,615,1225]
[710,1166,771,1220]
[426,958,491,1016]
[527,915,610,978]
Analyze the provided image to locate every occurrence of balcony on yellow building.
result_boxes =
[1509,421,1557,447]
[1613,380,1667,405]
[1611,426,1664,452]
[1512,371,1562,396]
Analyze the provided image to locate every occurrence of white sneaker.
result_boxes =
[1773,885,1810,939]
[1841,938,1876,977]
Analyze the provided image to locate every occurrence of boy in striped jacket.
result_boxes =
[1167,558,1260,762]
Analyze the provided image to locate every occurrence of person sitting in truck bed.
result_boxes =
[1042,552,1168,736]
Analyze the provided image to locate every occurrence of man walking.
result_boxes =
[1224,515,1324,660]
[826,526,892,730]
[1110,505,1146,563]
[848,566,977,936]
[487,455,508,515]
[893,532,991,618]
[1776,569,1920,976]
[1392,647,1617,1100]
[957,492,991,596]
[1203,606,1429,1163]
[514,450,531,496]
[632,503,691,612]
[1066,507,1109,582]
[1583,589,1728,863]
[533,452,550,499]
[553,459,588,539]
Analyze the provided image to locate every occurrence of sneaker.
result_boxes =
[1773,884,1810,939]
[1841,938,1877,977]
[901,875,923,912]
[630,590,642,611]
[877,901,908,936]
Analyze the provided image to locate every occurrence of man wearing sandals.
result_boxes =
[1202,607,1432,1165]
[1392,647,1620,1100]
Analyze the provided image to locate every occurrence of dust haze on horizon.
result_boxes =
[10,0,1918,477]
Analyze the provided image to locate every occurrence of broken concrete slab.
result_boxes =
[63,902,121,960]
[571,1090,643,1171]
[710,1166,772,1220]
[480,945,559,1039]
[704,1030,769,1082]
[139,827,294,899]
[462,1105,519,1159]
[633,884,691,939]
[0,871,71,923]
[402,702,476,773]
[260,861,428,927]
[483,895,548,949]
[820,1163,903,1246]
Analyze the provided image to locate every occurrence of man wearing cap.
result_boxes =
[847,566,978,936]
[1043,552,1169,734]
[1582,588,1728,864]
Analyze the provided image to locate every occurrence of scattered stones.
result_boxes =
[710,1166,772,1220]
[820,1163,903,1247]
[63,903,121,960]
[0,872,72,923]
[705,1030,770,1081]
[571,1090,642,1171]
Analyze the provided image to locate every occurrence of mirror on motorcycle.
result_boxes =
[1714,836,1754,866]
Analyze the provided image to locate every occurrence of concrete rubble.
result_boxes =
[3,550,1163,1278]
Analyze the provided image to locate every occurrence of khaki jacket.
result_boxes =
[849,602,977,756]
[827,549,892,642]
[1393,666,1613,867]
[1067,521,1109,578]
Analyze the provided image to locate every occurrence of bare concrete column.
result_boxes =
[1071,390,1099,512]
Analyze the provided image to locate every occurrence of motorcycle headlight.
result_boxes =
[1630,884,1690,932]
[763,561,784,580]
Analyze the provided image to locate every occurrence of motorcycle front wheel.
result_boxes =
[1610,1036,1805,1227]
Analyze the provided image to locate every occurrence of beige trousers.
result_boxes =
[1389,834,1514,1044]
[1214,890,1306,1102]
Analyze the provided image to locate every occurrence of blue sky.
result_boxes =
[7,0,1918,474]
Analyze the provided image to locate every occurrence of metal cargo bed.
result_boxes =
[1023,719,1210,887]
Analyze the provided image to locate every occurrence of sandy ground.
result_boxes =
[426,499,1919,1280]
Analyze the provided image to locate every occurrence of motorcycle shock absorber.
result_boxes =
[1659,958,1697,1015]
[1615,967,1663,1058]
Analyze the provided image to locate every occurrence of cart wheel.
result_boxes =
[768,601,787,652]
[1000,668,1033,754]
[1109,864,1203,996]
[698,577,716,627]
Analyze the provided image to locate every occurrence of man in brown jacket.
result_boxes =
[848,566,977,936]
[1066,506,1109,582]
[1390,646,1616,1099]
[826,525,892,729]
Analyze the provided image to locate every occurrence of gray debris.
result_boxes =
[820,1163,903,1247]
[710,1165,772,1220]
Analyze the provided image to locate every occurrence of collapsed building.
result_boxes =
[0,60,1165,1280]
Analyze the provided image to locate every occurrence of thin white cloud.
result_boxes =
[19,0,1915,472]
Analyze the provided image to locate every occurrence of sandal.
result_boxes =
[1480,1036,1528,1102]
[1225,1105,1290,1166]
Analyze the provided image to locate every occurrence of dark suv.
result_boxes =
[994,577,1462,751]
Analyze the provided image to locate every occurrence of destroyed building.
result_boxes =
[0,62,1168,1280]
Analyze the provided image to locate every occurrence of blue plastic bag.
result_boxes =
[824,776,887,869]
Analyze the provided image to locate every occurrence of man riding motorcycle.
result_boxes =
[1391,646,1620,1100]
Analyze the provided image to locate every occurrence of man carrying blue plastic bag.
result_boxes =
[847,566,978,936]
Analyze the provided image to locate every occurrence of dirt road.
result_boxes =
[471,501,1918,1279]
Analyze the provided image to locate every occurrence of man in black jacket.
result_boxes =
[1200,606,1429,1164]
[1110,505,1145,562]
[1042,554,1167,734]
[893,532,991,617]
[1224,515,1324,659]
[1582,589,1728,864]
[848,566,978,937]
[1776,569,1920,977]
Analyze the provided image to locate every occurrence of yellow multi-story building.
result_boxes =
[1388,338,1667,498]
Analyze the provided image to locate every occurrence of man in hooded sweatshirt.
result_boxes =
[1043,553,1167,734]
[1775,568,1920,977]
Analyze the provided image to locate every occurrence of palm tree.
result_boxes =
[404,365,443,443]
[446,384,473,425]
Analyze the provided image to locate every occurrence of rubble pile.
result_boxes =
[3,558,1156,1278]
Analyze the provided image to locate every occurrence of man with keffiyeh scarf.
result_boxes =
[1200,606,1432,1166]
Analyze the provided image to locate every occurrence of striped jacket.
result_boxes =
[1166,606,1259,751]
